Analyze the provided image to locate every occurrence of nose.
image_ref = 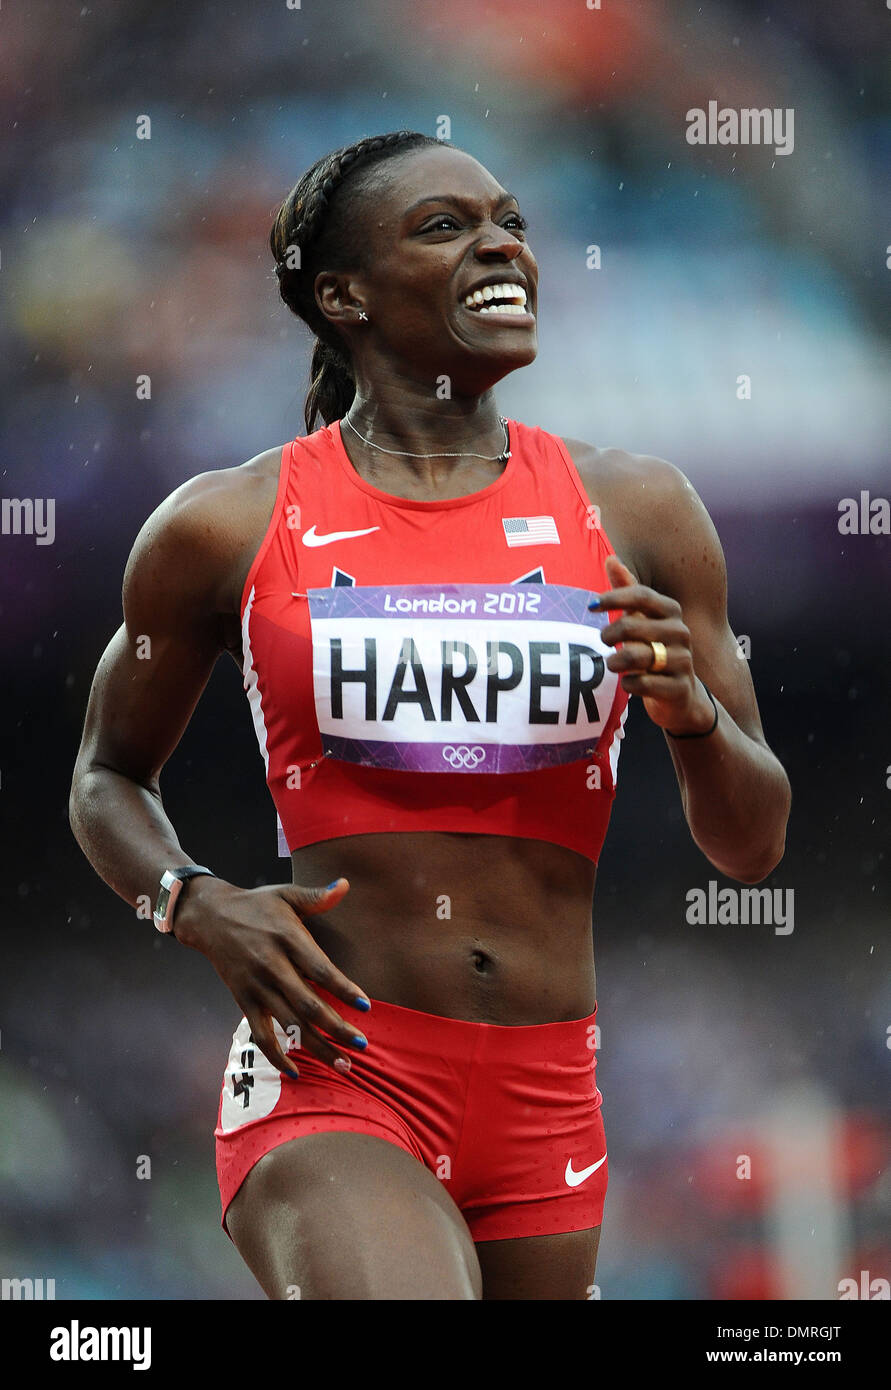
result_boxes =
[475,223,525,261]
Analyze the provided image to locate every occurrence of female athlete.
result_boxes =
[70,130,791,1300]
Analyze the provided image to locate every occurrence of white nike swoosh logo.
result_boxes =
[301,524,380,547]
[564,1154,607,1187]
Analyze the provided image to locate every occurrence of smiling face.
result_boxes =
[314,144,539,396]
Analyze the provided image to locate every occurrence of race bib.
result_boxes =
[307,583,620,774]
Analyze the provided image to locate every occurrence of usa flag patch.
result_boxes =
[502,515,560,547]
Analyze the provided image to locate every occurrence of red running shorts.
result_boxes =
[215,985,607,1243]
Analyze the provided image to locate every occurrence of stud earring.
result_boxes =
[357,310,368,322]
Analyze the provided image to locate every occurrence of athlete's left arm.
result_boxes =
[595,457,791,884]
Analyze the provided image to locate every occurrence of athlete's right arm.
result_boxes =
[69,470,370,1076]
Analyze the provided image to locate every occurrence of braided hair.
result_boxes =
[271,131,445,434]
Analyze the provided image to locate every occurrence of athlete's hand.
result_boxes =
[592,554,715,736]
[173,875,370,1077]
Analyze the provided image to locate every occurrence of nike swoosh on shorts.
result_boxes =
[301,525,381,547]
[564,1154,607,1187]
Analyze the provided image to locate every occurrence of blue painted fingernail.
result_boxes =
[282,1067,299,1080]
[325,879,340,891]
[354,996,371,1011]
[352,1035,368,1049]
[588,596,601,609]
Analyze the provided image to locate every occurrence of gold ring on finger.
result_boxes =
[648,640,668,673]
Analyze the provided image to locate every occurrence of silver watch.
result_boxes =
[153,865,215,934]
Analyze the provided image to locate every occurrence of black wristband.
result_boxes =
[169,866,216,940]
[665,682,719,740]
[172,865,215,883]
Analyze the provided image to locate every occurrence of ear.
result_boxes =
[315,272,365,329]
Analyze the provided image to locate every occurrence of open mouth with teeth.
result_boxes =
[462,282,534,320]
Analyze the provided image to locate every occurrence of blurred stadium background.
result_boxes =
[1,0,888,1299]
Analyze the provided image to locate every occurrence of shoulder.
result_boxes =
[123,446,285,627]
[559,435,697,511]
[132,446,283,552]
[558,436,722,590]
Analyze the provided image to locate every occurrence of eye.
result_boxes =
[420,212,529,234]
[422,215,461,232]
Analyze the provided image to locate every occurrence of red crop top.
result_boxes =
[239,417,629,864]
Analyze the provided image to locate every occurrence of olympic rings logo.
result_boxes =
[442,745,486,769]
